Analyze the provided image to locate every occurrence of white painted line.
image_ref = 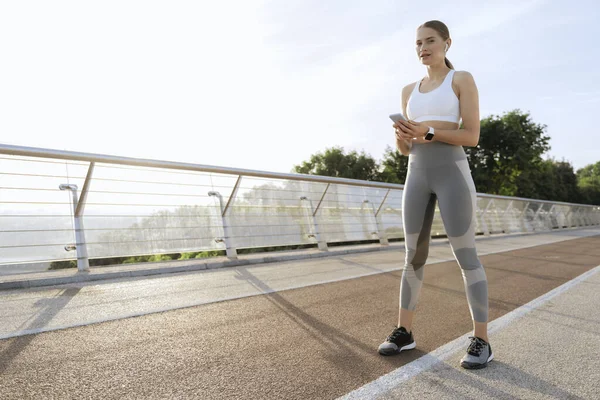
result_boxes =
[338,265,600,400]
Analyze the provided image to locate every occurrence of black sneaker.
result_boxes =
[378,326,416,356]
[460,336,494,369]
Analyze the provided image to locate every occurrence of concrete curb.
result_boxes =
[0,242,407,290]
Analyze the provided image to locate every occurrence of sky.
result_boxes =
[1,0,599,175]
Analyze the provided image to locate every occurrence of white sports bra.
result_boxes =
[406,69,460,124]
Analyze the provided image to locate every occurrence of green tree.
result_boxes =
[465,109,551,196]
[558,161,581,201]
[548,159,582,203]
[577,161,600,205]
[379,145,408,184]
[518,159,582,203]
[293,146,381,181]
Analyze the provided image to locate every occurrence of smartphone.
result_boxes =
[390,112,415,141]
[389,113,407,123]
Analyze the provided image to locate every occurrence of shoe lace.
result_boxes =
[466,336,486,356]
[387,327,408,342]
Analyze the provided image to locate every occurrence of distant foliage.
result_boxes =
[464,109,551,197]
[293,146,381,181]
[49,260,77,270]
[577,161,600,205]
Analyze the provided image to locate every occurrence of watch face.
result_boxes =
[425,132,434,140]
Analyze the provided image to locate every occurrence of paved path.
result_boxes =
[0,229,599,399]
[367,267,600,400]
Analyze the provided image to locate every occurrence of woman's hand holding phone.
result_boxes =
[390,113,415,142]
[390,113,430,144]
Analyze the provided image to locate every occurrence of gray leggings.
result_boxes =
[400,142,488,323]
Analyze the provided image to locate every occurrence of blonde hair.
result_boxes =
[419,20,454,69]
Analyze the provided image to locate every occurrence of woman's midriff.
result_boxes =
[408,121,466,168]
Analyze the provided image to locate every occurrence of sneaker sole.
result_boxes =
[378,341,416,356]
[460,353,494,369]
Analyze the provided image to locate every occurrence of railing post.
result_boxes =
[59,162,94,272]
[572,208,581,228]
[583,207,593,226]
[360,200,379,243]
[578,208,585,227]
[313,183,330,217]
[311,184,330,251]
[208,175,241,259]
[372,189,391,245]
[301,195,328,251]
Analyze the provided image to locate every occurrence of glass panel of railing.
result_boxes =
[536,202,555,231]
[593,207,600,224]
[499,199,524,234]
[0,156,87,267]
[228,177,327,249]
[583,206,596,226]
[570,206,583,227]
[521,202,538,232]
[315,183,388,243]
[563,206,575,228]
[566,205,580,227]
[82,164,228,259]
[474,197,491,234]
[483,197,507,234]
[551,205,568,229]
[379,189,403,240]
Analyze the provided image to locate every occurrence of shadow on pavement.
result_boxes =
[0,287,81,373]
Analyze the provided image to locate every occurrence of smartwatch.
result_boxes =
[424,127,435,141]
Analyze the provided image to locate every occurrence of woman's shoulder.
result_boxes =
[402,82,417,92]
[451,71,478,98]
[453,70,476,84]
[402,81,418,96]
[401,81,418,105]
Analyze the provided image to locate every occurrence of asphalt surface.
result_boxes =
[0,234,599,399]
[374,268,600,400]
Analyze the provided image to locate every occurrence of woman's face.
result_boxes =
[415,27,447,65]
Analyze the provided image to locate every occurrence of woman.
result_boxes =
[378,20,493,369]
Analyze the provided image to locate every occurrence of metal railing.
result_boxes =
[1,143,599,273]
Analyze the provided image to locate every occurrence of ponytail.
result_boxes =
[445,57,454,70]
